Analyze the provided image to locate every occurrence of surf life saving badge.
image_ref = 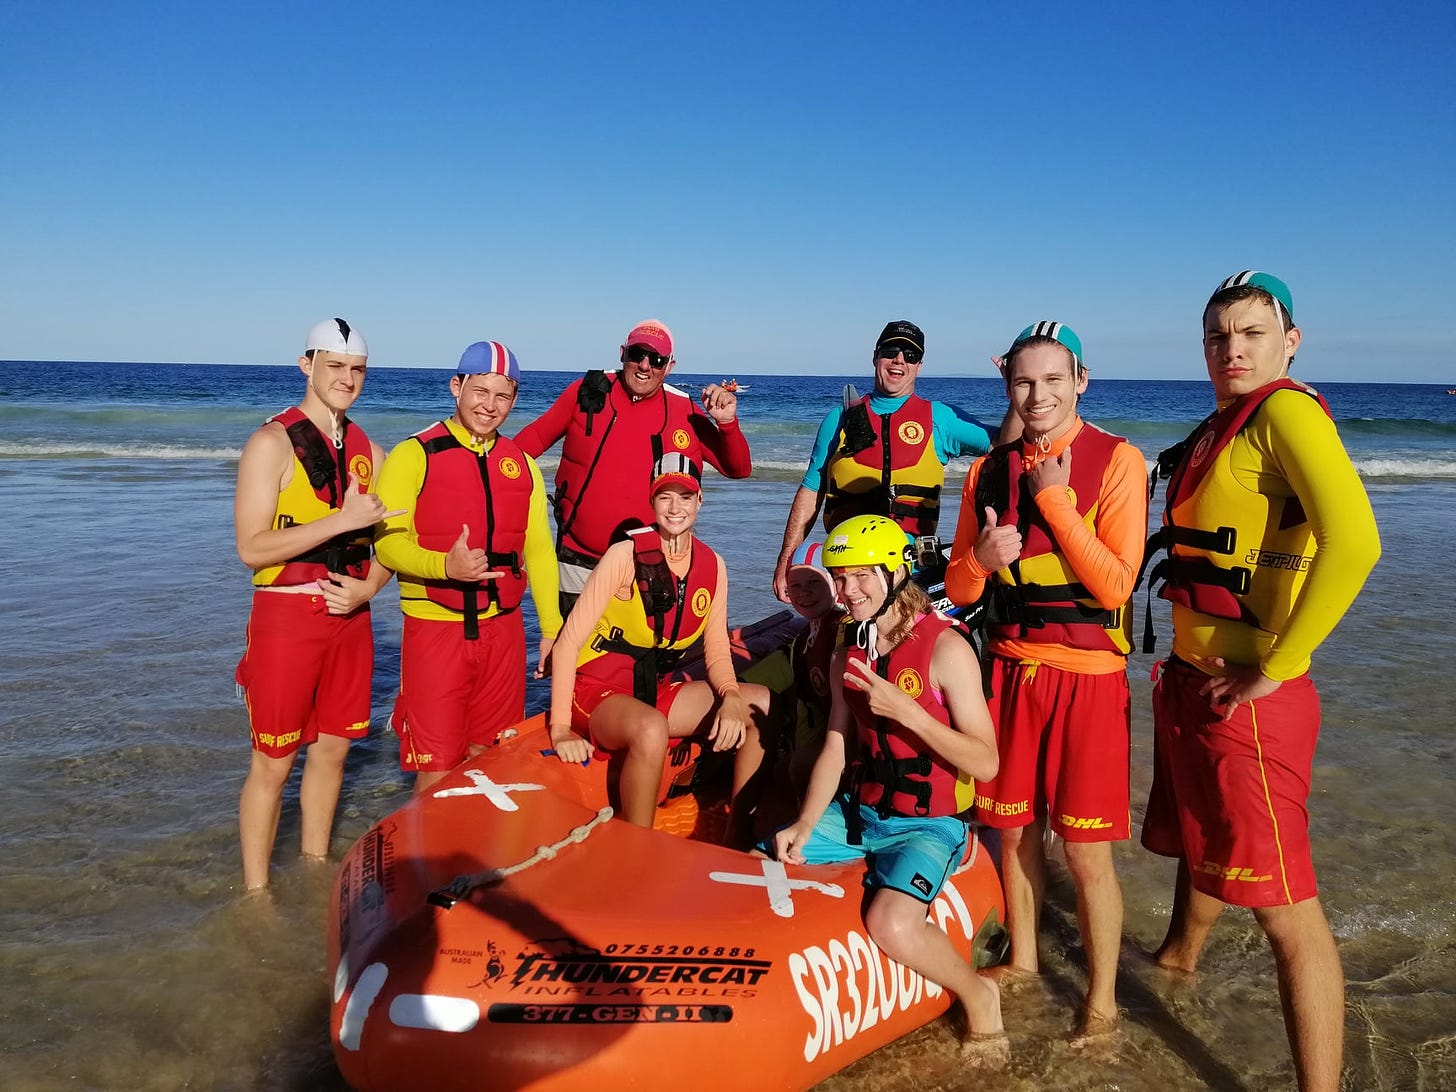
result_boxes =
[499,457,522,479]
[895,668,924,699]
[692,588,712,617]
[673,429,691,450]
[898,421,925,447]
[350,454,373,487]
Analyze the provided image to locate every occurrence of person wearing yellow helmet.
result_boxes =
[769,514,1008,1066]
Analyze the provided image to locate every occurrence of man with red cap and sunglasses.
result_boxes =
[516,320,752,616]
[774,320,1008,601]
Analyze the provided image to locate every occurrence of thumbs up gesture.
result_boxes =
[974,506,1022,573]
[444,524,502,583]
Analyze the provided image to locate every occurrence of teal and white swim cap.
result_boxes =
[305,318,369,356]
[1210,271,1294,322]
[1009,320,1082,369]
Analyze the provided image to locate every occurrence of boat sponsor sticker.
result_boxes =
[488,1002,733,1025]
[479,938,771,1004]
[338,821,398,962]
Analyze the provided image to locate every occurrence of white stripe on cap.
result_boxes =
[1031,320,1064,341]
[1218,270,1258,292]
[654,451,701,481]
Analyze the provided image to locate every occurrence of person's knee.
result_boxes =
[865,895,919,960]
[246,750,296,793]
[626,712,671,757]
[1253,898,1332,950]
[1062,840,1116,886]
[745,683,772,715]
[306,734,351,768]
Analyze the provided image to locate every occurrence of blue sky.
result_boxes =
[2,2,1452,380]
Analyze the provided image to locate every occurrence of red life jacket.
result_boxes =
[257,406,374,586]
[823,394,943,537]
[410,423,533,635]
[575,528,721,704]
[845,611,970,819]
[973,422,1132,654]
[1145,378,1332,629]
[550,375,711,561]
[792,614,841,714]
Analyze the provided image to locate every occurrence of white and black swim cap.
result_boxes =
[304,317,369,356]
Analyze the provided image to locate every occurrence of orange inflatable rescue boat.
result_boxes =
[328,613,1007,1091]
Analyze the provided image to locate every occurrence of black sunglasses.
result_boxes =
[626,345,671,369]
[875,343,923,365]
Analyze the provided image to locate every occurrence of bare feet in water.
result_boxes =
[1069,1006,1120,1050]
[960,1029,1012,1070]
[985,963,1039,992]
[958,974,1010,1070]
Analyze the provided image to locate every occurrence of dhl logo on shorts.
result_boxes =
[1197,860,1273,883]
[672,429,691,450]
[691,588,711,617]
[975,794,1029,817]
[498,457,522,479]
[895,668,923,699]
[349,455,373,487]
[897,421,925,446]
[1059,814,1114,831]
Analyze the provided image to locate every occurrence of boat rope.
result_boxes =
[426,806,614,909]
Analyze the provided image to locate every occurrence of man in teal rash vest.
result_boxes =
[773,320,1011,601]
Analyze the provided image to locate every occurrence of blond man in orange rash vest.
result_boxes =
[946,322,1146,1041]
[233,318,397,892]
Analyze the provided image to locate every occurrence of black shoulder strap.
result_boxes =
[283,415,346,505]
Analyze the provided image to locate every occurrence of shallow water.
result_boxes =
[2,365,1453,1090]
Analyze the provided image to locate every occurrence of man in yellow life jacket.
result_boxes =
[374,342,563,794]
[773,320,1011,601]
[1140,272,1380,1092]
[233,318,398,892]
[945,321,1147,1042]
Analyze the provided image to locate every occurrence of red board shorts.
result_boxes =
[235,590,373,759]
[974,656,1131,841]
[391,612,526,772]
[570,674,688,746]
[1141,657,1321,907]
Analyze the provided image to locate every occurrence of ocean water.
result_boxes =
[1,360,1453,1091]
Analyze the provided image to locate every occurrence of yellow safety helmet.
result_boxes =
[822,515,913,574]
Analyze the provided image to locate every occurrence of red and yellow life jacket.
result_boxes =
[409,423,532,635]
[1146,378,1332,631]
[973,423,1133,654]
[552,374,709,562]
[576,528,719,703]
[845,611,976,818]
[824,394,944,537]
[252,406,374,587]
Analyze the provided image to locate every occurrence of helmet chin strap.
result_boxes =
[851,567,908,652]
